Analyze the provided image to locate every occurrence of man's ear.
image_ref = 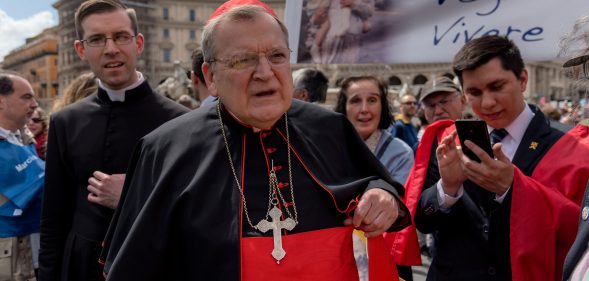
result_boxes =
[74,40,86,61]
[519,69,528,92]
[293,89,309,101]
[135,33,145,55]
[190,71,199,87]
[300,89,310,101]
[202,62,218,97]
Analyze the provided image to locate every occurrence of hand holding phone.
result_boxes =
[455,119,493,162]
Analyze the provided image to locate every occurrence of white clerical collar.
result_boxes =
[98,71,145,102]
[0,126,23,146]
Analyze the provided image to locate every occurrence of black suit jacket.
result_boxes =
[563,181,589,280]
[415,106,564,281]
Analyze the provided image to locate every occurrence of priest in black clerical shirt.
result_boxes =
[39,1,188,281]
[101,2,410,281]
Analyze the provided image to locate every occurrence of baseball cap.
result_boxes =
[420,76,461,102]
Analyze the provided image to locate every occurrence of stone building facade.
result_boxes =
[2,0,578,108]
[2,27,59,108]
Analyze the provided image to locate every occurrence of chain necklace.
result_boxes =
[216,102,298,230]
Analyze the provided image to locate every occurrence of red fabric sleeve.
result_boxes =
[510,167,580,281]
[511,125,589,280]
[383,120,456,266]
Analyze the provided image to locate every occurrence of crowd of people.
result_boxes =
[2,0,589,281]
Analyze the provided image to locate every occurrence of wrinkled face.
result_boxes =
[0,77,38,131]
[74,9,144,90]
[26,110,44,136]
[462,57,527,129]
[345,79,382,140]
[400,95,417,117]
[422,91,465,123]
[203,13,293,129]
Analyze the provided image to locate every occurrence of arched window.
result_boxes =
[412,74,427,85]
[388,75,402,86]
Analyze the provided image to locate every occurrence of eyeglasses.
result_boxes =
[422,93,460,110]
[208,48,291,70]
[80,33,135,47]
[30,118,44,123]
[401,101,417,106]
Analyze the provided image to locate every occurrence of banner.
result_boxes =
[285,0,589,64]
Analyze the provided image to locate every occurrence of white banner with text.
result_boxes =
[285,0,589,64]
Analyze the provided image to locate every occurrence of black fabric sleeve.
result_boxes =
[39,117,75,281]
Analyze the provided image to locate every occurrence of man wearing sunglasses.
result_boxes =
[392,94,419,149]
[38,1,188,281]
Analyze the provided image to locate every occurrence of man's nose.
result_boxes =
[480,92,496,108]
[103,38,120,54]
[252,55,274,80]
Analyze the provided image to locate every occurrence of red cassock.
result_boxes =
[243,227,397,281]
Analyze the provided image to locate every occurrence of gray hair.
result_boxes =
[292,68,328,103]
[201,4,289,63]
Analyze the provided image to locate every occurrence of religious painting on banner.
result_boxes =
[285,0,589,64]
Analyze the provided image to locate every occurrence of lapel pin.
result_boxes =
[529,141,538,150]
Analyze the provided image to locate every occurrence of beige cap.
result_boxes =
[420,76,461,102]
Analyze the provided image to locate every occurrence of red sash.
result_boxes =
[511,124,589,280]
[383,120,456,266]
[242,226,396,281]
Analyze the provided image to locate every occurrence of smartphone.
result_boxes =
[455,119,494,162]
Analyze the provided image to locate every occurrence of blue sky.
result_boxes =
[0,0,58,60]
[0,0,57,20]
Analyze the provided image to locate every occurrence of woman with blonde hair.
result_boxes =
[51,72,97,113]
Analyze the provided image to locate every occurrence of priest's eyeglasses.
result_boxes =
[80,33,136,47]
[208,48,292,70]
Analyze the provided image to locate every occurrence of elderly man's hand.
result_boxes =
[87,171,125,209]
[344,188,399,238]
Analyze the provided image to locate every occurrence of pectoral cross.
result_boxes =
[255,206,296,264]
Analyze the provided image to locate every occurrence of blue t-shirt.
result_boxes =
[0,141,44,237]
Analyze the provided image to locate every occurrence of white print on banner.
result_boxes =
[15,155,38,172]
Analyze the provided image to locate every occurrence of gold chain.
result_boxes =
[217,102,298,230]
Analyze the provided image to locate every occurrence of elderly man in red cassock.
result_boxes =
[100,1,411,280]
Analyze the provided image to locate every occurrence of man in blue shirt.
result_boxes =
[0,72,44,280]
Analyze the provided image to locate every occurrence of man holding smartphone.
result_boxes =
[414,35,589,281]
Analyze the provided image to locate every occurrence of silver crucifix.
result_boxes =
[255,206,296,264]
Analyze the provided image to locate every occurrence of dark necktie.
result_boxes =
[490,129,508,146]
